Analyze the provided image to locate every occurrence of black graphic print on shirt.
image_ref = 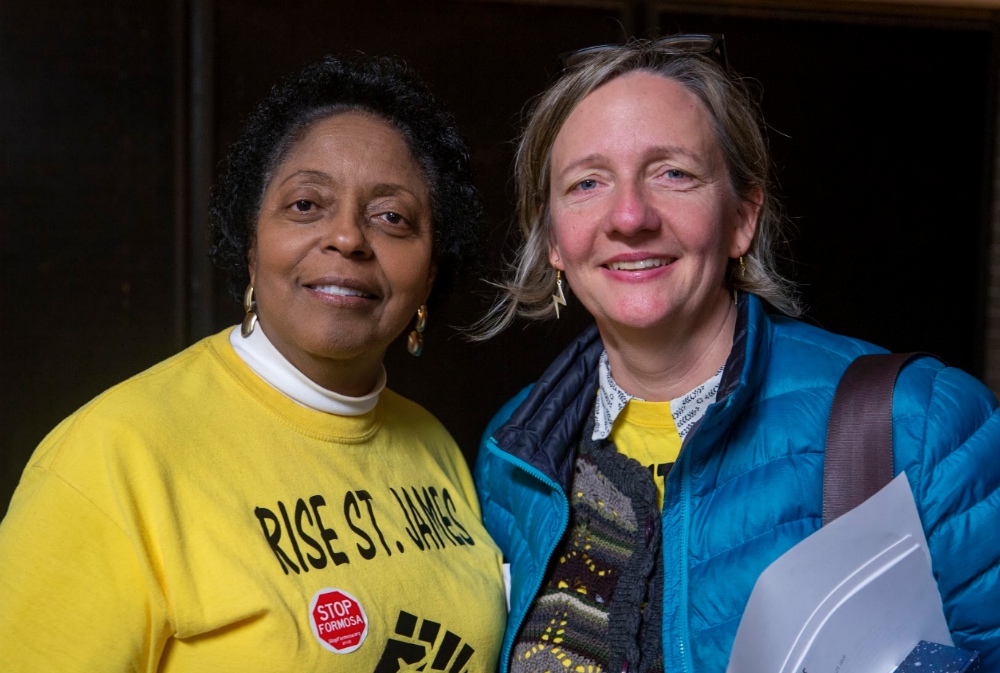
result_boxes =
[253,484,476,575]
[373,610,475,673]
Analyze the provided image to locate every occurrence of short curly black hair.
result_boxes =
[209,52,484,305]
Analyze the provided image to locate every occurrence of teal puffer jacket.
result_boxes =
[475,294,1000,673]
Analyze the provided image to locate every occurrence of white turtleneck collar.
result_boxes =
[229,325,385,416]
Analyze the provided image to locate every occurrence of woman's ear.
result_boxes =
[731,187,762,257]
[539,204,563,270]
[423,264,438,303]
[548,223,564,270]
[548,245,563,270]
[247,247,258,288]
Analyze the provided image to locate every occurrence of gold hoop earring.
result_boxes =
[241,285,258,337]
[551,270,567,319]
[407,305,427,357]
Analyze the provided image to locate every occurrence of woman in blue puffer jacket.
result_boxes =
[472,35,1000,673]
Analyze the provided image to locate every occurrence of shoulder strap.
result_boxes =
[822,352,927,526]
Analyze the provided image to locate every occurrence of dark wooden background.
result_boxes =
[2,0,996,516]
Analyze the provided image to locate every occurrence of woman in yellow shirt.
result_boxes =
[0,53,505,672]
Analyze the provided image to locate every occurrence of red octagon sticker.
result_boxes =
[309,588,369,654]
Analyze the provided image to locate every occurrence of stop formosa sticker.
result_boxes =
[309,588,369,653]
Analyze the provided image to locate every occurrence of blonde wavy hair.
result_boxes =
[471,37,801,340]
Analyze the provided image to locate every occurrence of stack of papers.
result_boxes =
[727,474,952,673]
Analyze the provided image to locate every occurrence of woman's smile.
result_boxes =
[605,257,674,271]
[304,276,380,301]
[310,284,371,298]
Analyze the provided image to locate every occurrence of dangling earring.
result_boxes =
[241,284,258,337]
[732,253,746,306]
[551,270,567,319]
[407,305,427,357]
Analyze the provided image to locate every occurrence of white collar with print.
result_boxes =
[593,350,724,441]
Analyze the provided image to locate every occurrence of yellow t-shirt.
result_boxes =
[609,400,682,509]
[0,329,505,672]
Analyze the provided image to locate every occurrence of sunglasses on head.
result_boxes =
[560,33,728,74]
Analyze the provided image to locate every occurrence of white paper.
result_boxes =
[727,473,952,673]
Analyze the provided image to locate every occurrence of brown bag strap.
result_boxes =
[822,352,929,526]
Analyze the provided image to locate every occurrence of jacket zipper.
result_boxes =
[672,409,710,673]
[676,448,693,673]
[672,389,734,673]
[486,437,571,673]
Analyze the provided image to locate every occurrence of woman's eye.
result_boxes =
[576,179,598,192]
[665,169,687,180]
[291,199,315,212]
[377,211,409,228]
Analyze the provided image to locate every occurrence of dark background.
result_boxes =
[2,0,997,516]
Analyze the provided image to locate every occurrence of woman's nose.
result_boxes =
[322,210,372,258]
[606,181,659,236]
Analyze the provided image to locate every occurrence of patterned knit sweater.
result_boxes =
[511,418,664,673]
